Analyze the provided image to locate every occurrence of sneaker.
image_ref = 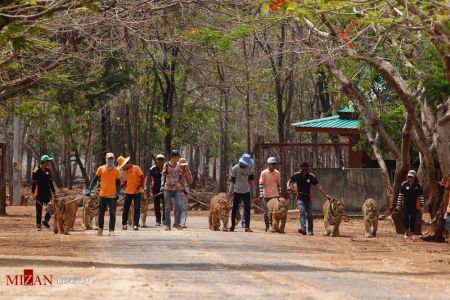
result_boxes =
[42,221,51,229]
[133,226,138,231]
[165,226,171,231]
[122,225,127,230]
[265,227,269,232]
[35,226,42,232]
[141,224,148,228]
[97,229,103,236]
[308,231,314,236]
[109,231,115,236]
[245,228,253,233]
[155,222,161,226]
[181,224,187,228]
[298,229,307,235]
[173,224,183,230]
[230,227,235,232]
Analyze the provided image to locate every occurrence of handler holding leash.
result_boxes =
[85,153,121,236]
[118,156,145,231]
[288,162,329,236]
[259,157,281,232]
[32,155,56,231]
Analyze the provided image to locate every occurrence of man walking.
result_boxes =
[146,154,165,226]
[259,157,281,232]
[229,153,255,232]
[288,162,329,236]
[32,155,56,231]
[118,156,145,231]
[85,153,121,236]
[178,157,193,228]
[161,150,183,230]
[395,170,424,239]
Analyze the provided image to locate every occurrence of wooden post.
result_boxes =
[0,133,6,215]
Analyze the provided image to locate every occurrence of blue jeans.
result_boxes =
[99,197,117,231]
[164,190,182,227]
[231,192,251,229]
[180,195,188,225]
[122,193,141,227]
[298,198,313,232]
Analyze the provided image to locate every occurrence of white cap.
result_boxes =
[106,152,114,159]
[407,170,416,177]
[267,157,278,164]
[156,154,165,160]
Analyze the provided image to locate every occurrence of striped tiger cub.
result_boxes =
[323,197,344,237]
[362,198,379,238]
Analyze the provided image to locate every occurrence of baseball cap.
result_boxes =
[41,155,53,162]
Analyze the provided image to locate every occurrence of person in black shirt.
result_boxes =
[32,155,56,231]
[287,162,329,236]
[146,154,165,226]
[396,170,424,239]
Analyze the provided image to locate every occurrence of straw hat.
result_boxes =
[179,157,188,166]
[117,156,130,169]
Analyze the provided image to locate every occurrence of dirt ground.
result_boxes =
[0,206,449,299]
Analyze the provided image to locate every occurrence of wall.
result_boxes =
[289,168,387,214]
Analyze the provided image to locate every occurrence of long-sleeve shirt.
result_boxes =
[32,167,55,202]
[397,181,424,209]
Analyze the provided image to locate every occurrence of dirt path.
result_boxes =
[0,207,449,299]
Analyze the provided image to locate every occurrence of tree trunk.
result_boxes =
[218,91,230,193]
[25,148,32,186]
[0,136,7,215]
[12,116,22,206]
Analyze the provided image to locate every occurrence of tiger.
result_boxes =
[209,193,231,231]
[82,192,100,230]
[267,197,288,234]
[362,198,379,238]
[53,196,78,235]
[140,191,150,227]
[323,196,345,237]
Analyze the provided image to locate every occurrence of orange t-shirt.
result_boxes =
[124,165,144,194]
[259,168,281,198]
[96,165,120,197]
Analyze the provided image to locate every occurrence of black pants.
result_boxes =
[98,197,118,231]
[35,196,51,226]
[122,193,141,227]
[231,192,251,229]
[403,206,417,233]
[153,193,165,223]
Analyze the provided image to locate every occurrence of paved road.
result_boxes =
[0,216,448,299]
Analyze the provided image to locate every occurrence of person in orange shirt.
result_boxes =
[259,157,281,232]
[118,156,145,231]
[85,152,121,236]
